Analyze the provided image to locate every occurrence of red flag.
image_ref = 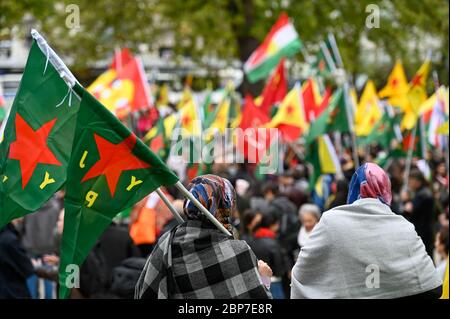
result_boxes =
[302,78,331,122]
[111,48,134,70]
[237,95,271,163]
[259,59,287,115]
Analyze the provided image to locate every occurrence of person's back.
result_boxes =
[0,223,34,299]
[291,198,441,298]
[135,175,271,299]
[22,196,61,256]
[98,222,140,283]
[291,163,442,299]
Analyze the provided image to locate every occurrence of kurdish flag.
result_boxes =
[59,83,179,298]
[244,12,302,83]
[0,32,81,228]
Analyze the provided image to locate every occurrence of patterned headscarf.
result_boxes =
[184,175,236,229]
[347,163,392,206]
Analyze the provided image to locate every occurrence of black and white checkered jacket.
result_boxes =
[135,220,272,299]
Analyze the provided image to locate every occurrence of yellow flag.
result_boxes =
[156,83,169,107]
[266,83,308,132]
[87,69,134,118]
[441,257,449,299]
[401,60,431,130]
[379,60,410,110]
[207,99,230,136]
[355,80,383,136]
[436,121,449,135]
[177,86,193,110]
[144,113,178,142]
[179,98,201,136]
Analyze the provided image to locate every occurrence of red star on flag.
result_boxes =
[411,74,423,87]
[81,133,150,196]
[9,114,61,189]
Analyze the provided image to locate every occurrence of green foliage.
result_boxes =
[1,0,448,88]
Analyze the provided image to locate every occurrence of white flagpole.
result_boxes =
[155,188,184,224]
[31,29,78,88]
[175,181,232,236]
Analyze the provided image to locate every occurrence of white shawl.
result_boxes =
[291,198,442,299]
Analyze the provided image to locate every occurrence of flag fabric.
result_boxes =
[441,258,449,299]
[59,83,179,298]
[244,12,302,83]
[237,95,271,164]
[179,98,201,136]
[0,39,81,228]
[379,60,410,110]
[355,80,383,136]
[156,83,169,108]
[401,60,431,130]
[359,112,401,149]
[302,78,330,123]
[145,117,169,161]
[88,48,152,119]
[0,85,5,122]
[306,134,342,189]
[427,88,448,149]
[436,121,449,135]
[258,59,287,116]
[305,88,350,144]
[311,48,331,77]
[265,83,308,142]
[204,98,230,136]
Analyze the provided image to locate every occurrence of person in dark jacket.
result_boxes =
[403,168,436,257]
[262,181,299,263]
[0,219,34,299]
[246,213,288,299]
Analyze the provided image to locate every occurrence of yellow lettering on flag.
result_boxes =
[39,171,56,189]
[79,151,88,168]
[85,191,99,208]
[2,175,7,183]
[126,176,143,191]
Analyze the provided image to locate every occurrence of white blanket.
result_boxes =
[291,198,442,299]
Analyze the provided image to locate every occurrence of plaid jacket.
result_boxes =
[135,220,271,299]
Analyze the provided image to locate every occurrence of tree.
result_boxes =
[1,0,448,92]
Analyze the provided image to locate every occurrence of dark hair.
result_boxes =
[438,225,449,253]
[259,212,279,229]
[409,168,426,185]
[261,181,279,196]
[242,209,260,234]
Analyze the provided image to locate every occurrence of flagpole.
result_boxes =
[324,34,360,168]
[175,181,232,236]
[30,29,77,88]
[155,188,184,224]
[402,124,417,192]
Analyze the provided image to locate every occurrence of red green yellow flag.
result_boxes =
[58,83,178,298]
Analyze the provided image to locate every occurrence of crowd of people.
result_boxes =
[0,141,448,298]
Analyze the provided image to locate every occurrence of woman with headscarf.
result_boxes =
[291,163,442,299]
[135,175,272,299]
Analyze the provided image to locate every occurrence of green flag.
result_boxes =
[305,88,349,144]
[59,83,179,298]
[0,39,80,228]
